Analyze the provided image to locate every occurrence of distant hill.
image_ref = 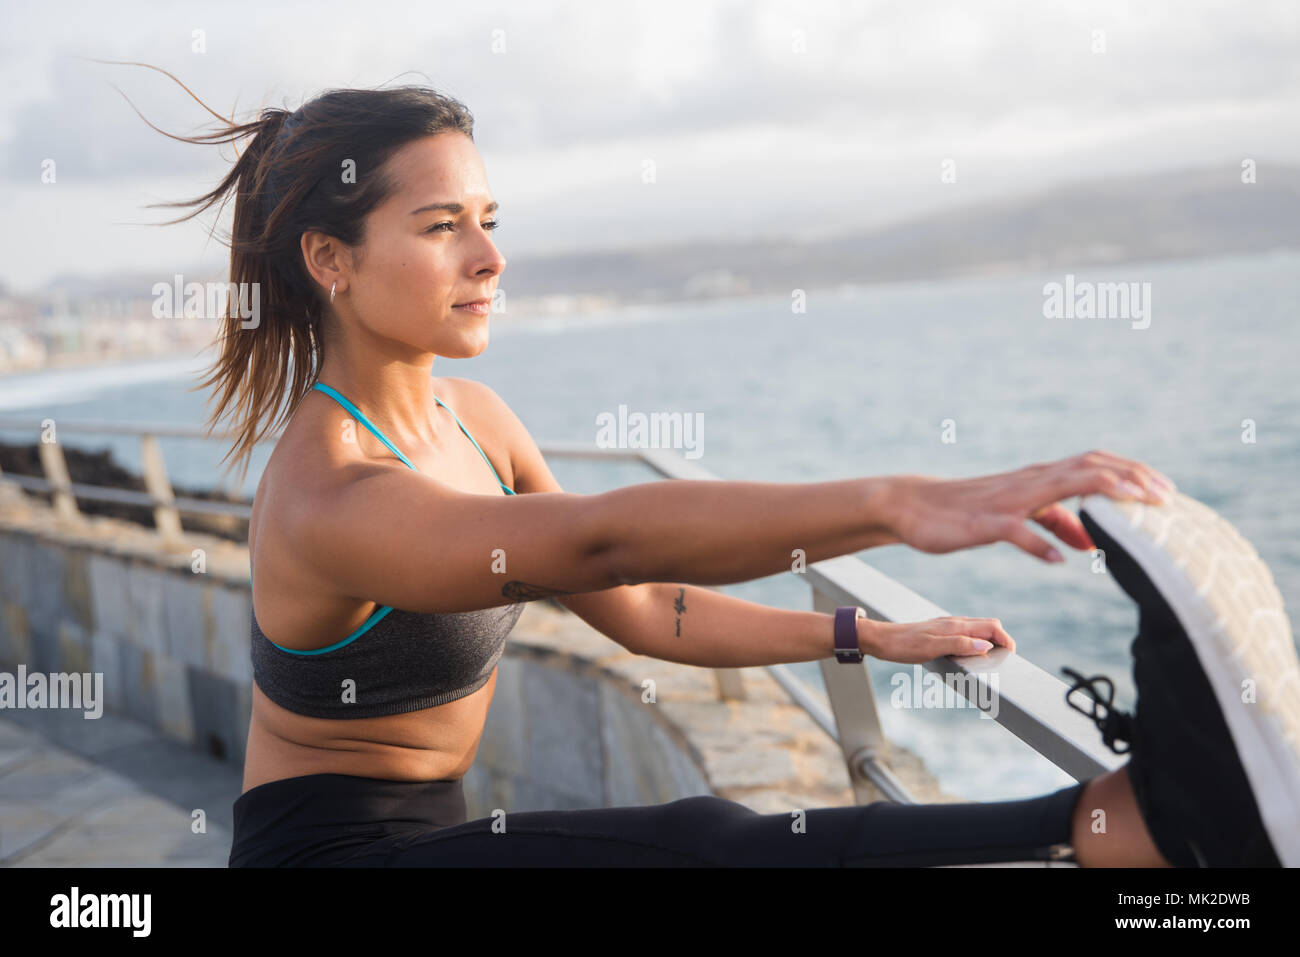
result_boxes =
[497,164,1300,300]
[30,165,1300,305]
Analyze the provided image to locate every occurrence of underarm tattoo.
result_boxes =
[502,581,576,601]
[672,587,687,637]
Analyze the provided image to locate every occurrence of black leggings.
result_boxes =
[228,772,1088,867]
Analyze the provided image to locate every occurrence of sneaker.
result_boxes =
[1060,489,1299,867]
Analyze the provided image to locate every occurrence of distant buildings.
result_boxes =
[0,285,627,373]
[0,289,216,372]
[682,269,751,299]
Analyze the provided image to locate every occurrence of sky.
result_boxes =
[0,0,1297,293]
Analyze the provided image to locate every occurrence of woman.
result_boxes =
[122,65,1288,867]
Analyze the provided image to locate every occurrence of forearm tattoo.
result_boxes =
[672,587,687,637]
[502,581,576,601]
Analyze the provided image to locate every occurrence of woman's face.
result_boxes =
[338,132,506,359]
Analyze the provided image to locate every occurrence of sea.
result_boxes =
[2,249,1296,803]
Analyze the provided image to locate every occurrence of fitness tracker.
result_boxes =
[834,606,866,663]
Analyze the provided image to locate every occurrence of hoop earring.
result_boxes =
[330,281,336,304]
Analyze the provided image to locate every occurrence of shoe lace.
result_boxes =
[1060,667,1134,755]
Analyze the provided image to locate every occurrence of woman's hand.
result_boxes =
[884,449,1176,562]
[861,615,1016,664]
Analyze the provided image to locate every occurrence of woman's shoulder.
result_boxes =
[261,376,513,495]
[258,390,381,510]
[435,376,518,446]
[433,375,524,486]
[434,375,495,422]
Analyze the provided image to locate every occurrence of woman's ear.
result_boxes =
[300,229,352,299]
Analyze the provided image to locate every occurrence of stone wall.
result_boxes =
[0,486,256,768]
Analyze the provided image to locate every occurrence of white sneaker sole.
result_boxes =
[1080,491,1300,866]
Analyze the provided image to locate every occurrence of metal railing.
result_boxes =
[0,415,1125,804]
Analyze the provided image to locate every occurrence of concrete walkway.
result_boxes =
[0,706,239,867]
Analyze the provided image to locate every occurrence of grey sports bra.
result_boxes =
[249,381,525,719]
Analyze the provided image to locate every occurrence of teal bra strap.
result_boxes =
[432,395,516,495]
[312,382,417,471]
[312,381,513,493]
[271,605,396,656]
[251,565,396,655]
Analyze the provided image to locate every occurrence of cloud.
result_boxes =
[0,0,1297,289]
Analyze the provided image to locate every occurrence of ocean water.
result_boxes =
[2,249,1297,802]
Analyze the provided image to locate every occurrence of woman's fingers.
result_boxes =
[1009,454,1173,559]
[1060,452,1175,500]
[1037,464,1164,508]
[934,617,1015,655]
[1089,450,1177,492]
[873,617,1017,662]
[977,617,1015,651]
[1030,502,1095,551]
[989,513,1065,563]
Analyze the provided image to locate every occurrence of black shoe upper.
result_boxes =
[1062,508,1282,868]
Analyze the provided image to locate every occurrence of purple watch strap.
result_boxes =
[834,606,863,663]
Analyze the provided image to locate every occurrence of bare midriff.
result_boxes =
[239,377,515,796]
[240,668,497,793]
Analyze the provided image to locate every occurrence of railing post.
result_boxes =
[811,583,894,804]
[0,459,17,502]
[140,433,183,540]
[712,668,747,700]
[37,437,80,521]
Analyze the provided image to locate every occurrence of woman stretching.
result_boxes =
[116,64,1295,867]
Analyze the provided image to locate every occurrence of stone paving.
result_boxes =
[0,705,238,867]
